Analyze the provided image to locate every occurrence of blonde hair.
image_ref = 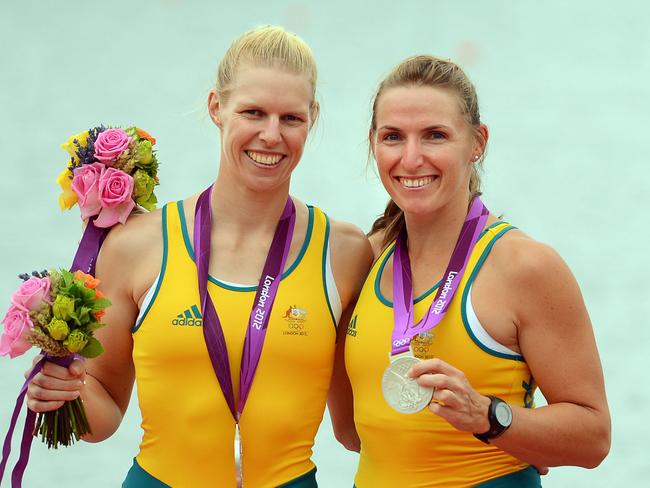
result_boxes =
[215,26,318,117]
[369,55,486,245]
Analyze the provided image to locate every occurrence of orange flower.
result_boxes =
[74,271,100,289]
[136,128,156,145]
[95,289,105,299]
[94,310,106,320]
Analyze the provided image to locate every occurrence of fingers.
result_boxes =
[408,357,463,379]
[24,358,86,413]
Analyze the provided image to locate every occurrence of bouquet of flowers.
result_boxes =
[56,125,159,227]
[1,269,111,447]
[0,125,161,486]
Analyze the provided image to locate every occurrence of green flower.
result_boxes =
[46,318,70,340]
[135,140,153,166]
[64,329,88,353]
[133,169,155,201]
[52,295,76,320]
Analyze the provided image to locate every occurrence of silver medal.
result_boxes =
[382,353,433,414]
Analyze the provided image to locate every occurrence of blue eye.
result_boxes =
[243,109,262,116]
[427,131,446,140]
[383,132,401,141]
[283,114,303,123]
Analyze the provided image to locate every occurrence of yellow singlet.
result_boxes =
[346,222,538,488]
[129,201,338,487]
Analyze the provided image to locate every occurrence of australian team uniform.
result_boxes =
[123,200,341,487]
[346,221,542,487]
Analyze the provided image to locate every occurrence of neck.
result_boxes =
[403,195,473,263]
[209,168,291,237]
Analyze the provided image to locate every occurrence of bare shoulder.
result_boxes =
[328,219,373,308]
[368,230,386,260]
[329,219,373,266]
[98,210,162,265]
[96,208,164,305]
[486,229,585,331]
[489,230,574,287]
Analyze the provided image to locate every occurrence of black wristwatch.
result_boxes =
[473,396,512,444]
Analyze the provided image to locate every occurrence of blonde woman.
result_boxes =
[26,27,371,487]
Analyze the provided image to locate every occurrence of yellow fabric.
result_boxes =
[133,201,336,488]
[346,222,535,488]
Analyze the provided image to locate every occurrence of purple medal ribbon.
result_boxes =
[1,217,108,487]
[391,197,489,356]
[194,186,296,419]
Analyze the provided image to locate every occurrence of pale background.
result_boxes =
[1,0,648,486]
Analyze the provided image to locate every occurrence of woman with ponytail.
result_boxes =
[331,55,610,487]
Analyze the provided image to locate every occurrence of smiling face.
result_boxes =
[208,64,315,194]
[372,85,485,218]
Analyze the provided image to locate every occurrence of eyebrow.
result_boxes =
[236,100,309,116]
[377,124,454,132]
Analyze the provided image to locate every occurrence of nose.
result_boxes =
[401,137,424,171]
[259,116,282,147]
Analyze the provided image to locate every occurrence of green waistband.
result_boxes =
[474,466,542,487]
[122,459,317,488]
[353,466,541,488]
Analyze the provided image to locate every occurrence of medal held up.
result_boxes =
[381,197,489,414]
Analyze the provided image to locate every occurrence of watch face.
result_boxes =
[495,402,513,427]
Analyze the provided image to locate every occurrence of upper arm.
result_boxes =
[507,240,608,415]
[86,213,162,414]
[328,220,373,311]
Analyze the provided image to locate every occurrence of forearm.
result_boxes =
[80,373,131,443]
[492,402,610,468]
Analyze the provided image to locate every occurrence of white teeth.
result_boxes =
[246,151,283,166]
[399,176,434,188]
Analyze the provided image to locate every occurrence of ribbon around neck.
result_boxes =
[194,186,296,420]
[391,197,490,356]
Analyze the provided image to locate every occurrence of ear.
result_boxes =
[473,123,489,157]
[368,129,377,159]
[208,90,223,128]
[309,101,320,129]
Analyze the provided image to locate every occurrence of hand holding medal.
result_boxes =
[381,197,489,414]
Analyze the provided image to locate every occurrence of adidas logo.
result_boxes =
[171,305,203,326]
[346,315,357,337]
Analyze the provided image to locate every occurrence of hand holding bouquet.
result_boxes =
[1,270,110,447]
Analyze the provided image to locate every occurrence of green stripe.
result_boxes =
[373,222,505,308]
[321,211,337,331]
[132,204,169,334]
[191,304,202,319]
[460,223,524,361]
[178,200,313,292]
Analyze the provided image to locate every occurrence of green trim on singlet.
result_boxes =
[132,204,169,334]
[321,212,338,330]
[122,458,171,487]
[176,200,313,292]
[460,224,524,361]
[373,221,506,308]
[276,467,318,487]
[373,245,441,307]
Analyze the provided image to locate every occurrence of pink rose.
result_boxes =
[0,306,34,358]
[94,168,135,228]
[72,162,105,220]
[10,276,51,312]
[94,129,131,165]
